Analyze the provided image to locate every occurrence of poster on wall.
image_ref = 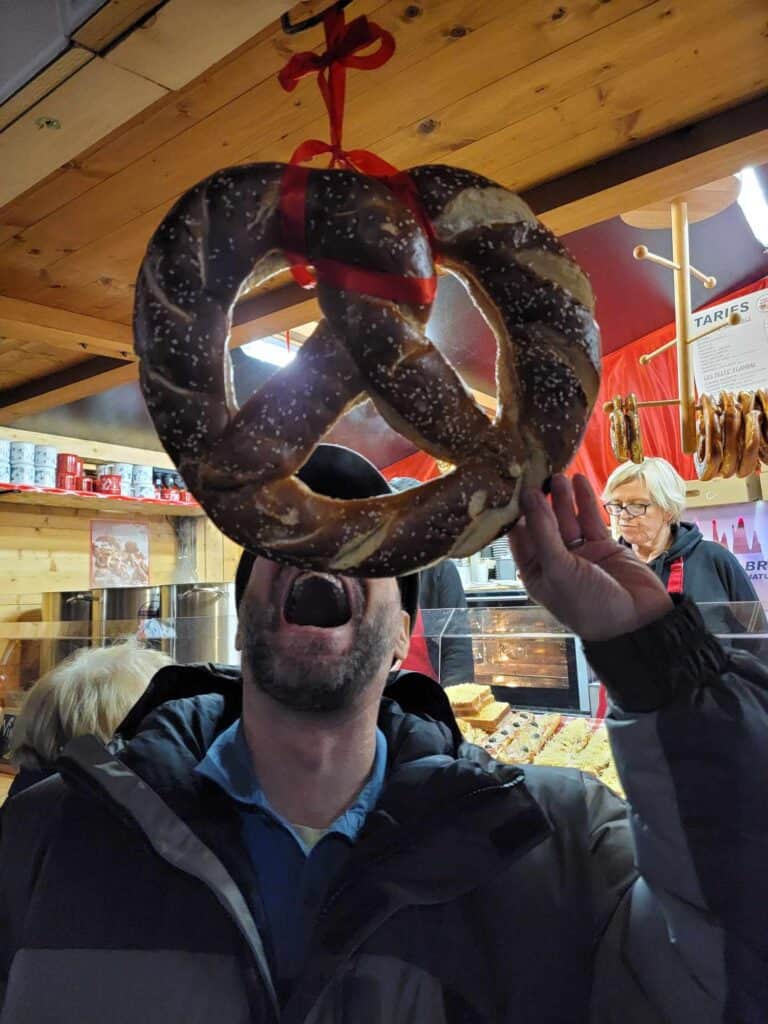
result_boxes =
[691,286,768,397]
[685,500,768,606]
[90,520,150,587]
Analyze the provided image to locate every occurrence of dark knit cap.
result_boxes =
[234,444,419,628]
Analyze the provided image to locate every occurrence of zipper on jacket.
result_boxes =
[317,774,535,924]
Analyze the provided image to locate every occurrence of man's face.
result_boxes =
[236,559,410,713]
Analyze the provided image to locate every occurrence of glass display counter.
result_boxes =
[415,600,768,714]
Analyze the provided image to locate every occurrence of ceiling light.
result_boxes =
[737,167,768,248]
[241,337,296,366]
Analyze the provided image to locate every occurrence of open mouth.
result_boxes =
[283,572,354,628]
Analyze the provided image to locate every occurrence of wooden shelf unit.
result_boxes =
[0,485,203,517]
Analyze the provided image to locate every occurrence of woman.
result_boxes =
[6,639,170,800]
[602,456,762,609]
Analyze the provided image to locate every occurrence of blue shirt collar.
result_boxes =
[196,718,388,853]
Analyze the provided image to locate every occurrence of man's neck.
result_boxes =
[241,685,381,830]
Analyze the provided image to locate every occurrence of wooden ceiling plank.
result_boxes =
[534,130,768,237]
[374,0,724,170]
[230,285,321,348]
[302,0,661,172]
[0,47,93,132]
[0,0,383,256]
[0,298,134,353]
[0,0,535,283]
[5,0,760,310]
[487,23,768,197]
[0,0,766,331]
[0,59,168,209]
[73,1,167,52]
[105,0,295,91]
[0,358,138,423]
[410,4,768,191]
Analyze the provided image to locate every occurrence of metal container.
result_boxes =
[41,586,177,670]
[175,583,238,666]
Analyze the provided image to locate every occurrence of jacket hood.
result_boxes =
[661,522,703,564]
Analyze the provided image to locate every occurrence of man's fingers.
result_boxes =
[573,474,611,542]
[549,474,582,545]
[519,486,569,558]
[507,516,538,571]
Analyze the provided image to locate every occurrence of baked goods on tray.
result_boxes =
[446,683,493,715]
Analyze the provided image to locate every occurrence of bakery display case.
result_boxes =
[417,600,768,715]
[418,605,592,712]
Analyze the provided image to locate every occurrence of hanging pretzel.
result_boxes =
[755,388,768,466]
[624,393,644,464]
[736,391,761,478]
[694,394,723,481]
[609,396,629,462]
[718,391,742,479]
[134,163,599,576]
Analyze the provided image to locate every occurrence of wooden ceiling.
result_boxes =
[0,0,766,430]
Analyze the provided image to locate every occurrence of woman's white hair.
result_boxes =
[10,638,171,769]
[602,457,688,523]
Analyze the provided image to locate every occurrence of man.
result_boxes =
[0,444,765,1023]
[389,475,475,685]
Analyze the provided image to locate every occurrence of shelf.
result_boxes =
[0,484,204,517]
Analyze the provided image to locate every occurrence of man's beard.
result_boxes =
[240,602,395,713]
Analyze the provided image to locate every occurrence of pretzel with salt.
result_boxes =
[134,163,600,575]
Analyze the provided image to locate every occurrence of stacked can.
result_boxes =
[34,445,58,488]
[0,440,10,484]
[132,464,155,499]
[9,441,36,486]
[57,453,84,490]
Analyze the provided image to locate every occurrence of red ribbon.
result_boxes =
[277,6,437,305]
[279,11,394,168]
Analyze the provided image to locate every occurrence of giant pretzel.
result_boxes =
[134,163,600,576]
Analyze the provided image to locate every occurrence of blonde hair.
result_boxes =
[10,639,171,769]
[602,457,687,523]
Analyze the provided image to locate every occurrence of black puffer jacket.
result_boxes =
[1,599,767,1022]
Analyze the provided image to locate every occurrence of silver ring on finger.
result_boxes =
[565,536,586,550]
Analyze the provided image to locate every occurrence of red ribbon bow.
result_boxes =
[279,11,395,169]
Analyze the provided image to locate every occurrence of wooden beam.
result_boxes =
[230,284,320,348]
[0,425,173,468]
[0,357,137,422]
[523,95,768,235]
[0,297,135,360]
[72,0,165,53]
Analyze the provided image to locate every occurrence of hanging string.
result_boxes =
[278,6,396,173]
[277,4,437,300]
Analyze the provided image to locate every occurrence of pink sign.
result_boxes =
[687,501,768,604]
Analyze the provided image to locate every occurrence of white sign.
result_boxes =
[691,287,768,397]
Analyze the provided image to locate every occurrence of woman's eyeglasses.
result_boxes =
[603,502,651,518]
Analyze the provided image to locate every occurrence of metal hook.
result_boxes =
[281,0,353,35]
